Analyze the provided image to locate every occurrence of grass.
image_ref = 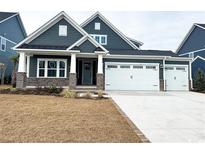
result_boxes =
[0,85,11,90]
[0,94,141,143]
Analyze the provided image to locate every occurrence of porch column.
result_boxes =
[16,52,26,89]
[70,53,76,73]
[189,60,193,90]
[26,55,31,77]
[97,54,104,90]
[69,53,77,89]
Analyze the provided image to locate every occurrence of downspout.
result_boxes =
[163,57,167,91]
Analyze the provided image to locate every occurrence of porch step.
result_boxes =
[75,86,98,91]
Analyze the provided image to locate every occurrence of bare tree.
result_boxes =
[10,55,19,87]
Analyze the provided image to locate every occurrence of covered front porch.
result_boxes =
[16,50,105,90]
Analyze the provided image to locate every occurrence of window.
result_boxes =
[59,25,67,36]
[176,67,186,71]
[0,37,6,51]
[165,67,174,70]
[120,65,130,69]
[107,65,117,68]
[146,66,157,70]
[91,34,107,45]
[95,22,101,30]
[37,59,67,78]
[133,65,143,69]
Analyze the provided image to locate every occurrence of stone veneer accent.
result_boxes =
[160,79,164,91]
[189,80,192,91]
[16,72,27,89]
[69,73,77,89]
[96,73,104,90]
[26,78,69,87]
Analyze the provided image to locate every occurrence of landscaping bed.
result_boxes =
[0,94,141,143]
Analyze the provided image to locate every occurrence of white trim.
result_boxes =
[97,54,103,74]
[192,55,205,63]
[163,57,166,91]
[127,37,144,46]
[176,23,205,53]
[0,35,17,45]
[90,34,107,45]
[189,60,193,89]
[0,13,18,24]
[179,48,205,56]
[95,22,101,30]
[105,62,159,66]
[81,11,139,50]
[176,24,196,53]
[37,58,67,78]
[18,52,26,72]
[26,86,69,89]
[70,53,76,73]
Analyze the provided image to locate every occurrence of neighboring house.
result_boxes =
[0,12,27,82]
[13,11,192,91]
[176,23,205,78]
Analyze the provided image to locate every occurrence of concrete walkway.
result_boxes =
[109,91,205,142]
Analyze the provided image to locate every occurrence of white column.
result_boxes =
[70,53,76,73]
[26,55,30,77]
[97,54,103,74]
[18,52,26,72]
[163,58,166,91]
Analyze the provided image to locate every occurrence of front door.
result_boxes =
[82,61,92,85]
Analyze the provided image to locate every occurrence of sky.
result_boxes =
[1,0,205,52]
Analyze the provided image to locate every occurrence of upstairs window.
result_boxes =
[0,37,6,51]
[59,25,67,36]
[91,34,107,45]
[95,22,101,30]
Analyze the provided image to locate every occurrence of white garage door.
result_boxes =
[165,65,189,91]
[105,62,159,91]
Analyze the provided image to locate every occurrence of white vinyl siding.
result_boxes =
[59,25,67,36]
[91,34,107,45]
[37,59,67,78]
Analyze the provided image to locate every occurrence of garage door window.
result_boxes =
[165,67,174,70]
[176,67,186,71]
[107,65,117,69]
[133,65,143,69]
[146,66,157,70]
[120,65,130,69]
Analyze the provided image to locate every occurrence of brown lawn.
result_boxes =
[0,94,141,143]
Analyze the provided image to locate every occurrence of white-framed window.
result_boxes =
[59,25,67,36]
[91,34,107,45]
[0,37,6,51]
[95,22,101,30]
[189,52,194,58]
[37,59,67,78]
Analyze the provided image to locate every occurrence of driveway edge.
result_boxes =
[110,98,151,143]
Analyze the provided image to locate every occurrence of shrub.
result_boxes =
[193,69,205,91]
[62,89,76,98]
[97,90,104,99]
[85,91,92,99]
[48,84,62,94]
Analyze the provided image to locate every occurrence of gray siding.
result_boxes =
[83,17,134,50]
[178,26,205,55]
[0,40,17,76]
[29,55,71,77]
[29,19,83,46]
[79,40,96,53]
[0,16,25,42]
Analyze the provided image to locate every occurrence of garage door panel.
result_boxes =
[165,65,189,91]
[105,63,160,91]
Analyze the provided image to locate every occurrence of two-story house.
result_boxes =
[0,12,27,83]
[13,11,192,91]
[176,23,205,78]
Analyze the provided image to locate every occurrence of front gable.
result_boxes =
[78,40,96,53]
[178,26,205,55]
[0,15,26,43]
[82,13,138,50]
[29,19,83,47]
[192,56,205,77]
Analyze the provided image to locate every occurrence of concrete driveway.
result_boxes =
[108,91,205,142]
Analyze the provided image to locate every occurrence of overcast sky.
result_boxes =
[17,11,205,52]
